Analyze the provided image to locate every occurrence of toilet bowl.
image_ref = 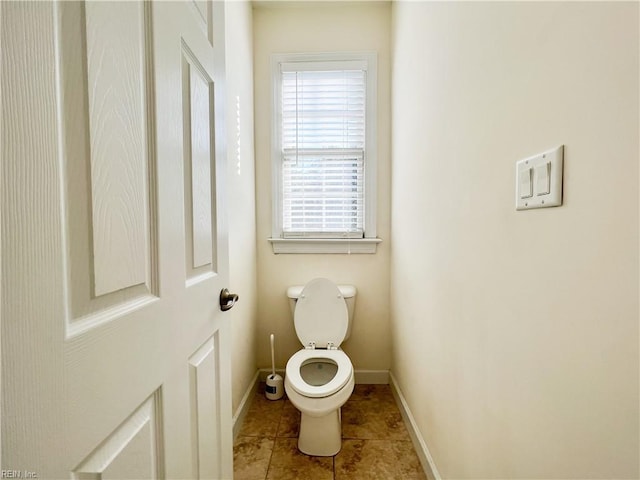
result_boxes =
[284,278,356,456]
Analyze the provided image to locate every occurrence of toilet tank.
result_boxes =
[287,284,357,341]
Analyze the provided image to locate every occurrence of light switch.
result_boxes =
[519,168,533,199]
[535,162,551,196]
[515,145,564,210]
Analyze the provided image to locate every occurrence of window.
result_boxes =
[270,53,380,254]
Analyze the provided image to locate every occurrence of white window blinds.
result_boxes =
[281,61,367,238]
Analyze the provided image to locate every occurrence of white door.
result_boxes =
[1,1,233,478]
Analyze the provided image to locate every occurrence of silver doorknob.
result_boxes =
[219,288,239,311]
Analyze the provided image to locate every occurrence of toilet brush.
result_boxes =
[266,333,284,400]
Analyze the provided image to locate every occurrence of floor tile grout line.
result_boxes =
[332,452,336,480]
[263,396,285,479]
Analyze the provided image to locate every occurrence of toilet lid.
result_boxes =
[294,278,348,348]
[286,349,353,398]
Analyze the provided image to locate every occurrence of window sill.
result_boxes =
[268,237,382,254]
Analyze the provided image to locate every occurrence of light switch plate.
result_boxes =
[516,145,563,210]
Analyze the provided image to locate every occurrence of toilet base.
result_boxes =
[298,408,342,456]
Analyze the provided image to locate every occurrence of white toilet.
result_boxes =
[284,278,356,456]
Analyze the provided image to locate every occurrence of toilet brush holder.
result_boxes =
[266,373,283,401]
[266,333,284,400]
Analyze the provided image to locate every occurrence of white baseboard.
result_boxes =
[232,370,260,441]
[389,372,441,480]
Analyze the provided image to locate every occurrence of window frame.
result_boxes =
[269,52,380,254]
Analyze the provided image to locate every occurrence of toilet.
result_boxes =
[284,278,356,456]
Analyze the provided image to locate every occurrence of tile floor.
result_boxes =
[233,383,427,480]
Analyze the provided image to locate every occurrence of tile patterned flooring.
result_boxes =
[233,383,427,480]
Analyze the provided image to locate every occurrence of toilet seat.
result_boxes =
[286,349,353,398]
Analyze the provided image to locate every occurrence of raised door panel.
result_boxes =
[57,1,159,337]
[85,1,149,297]
[192,0,207,25]
[190,0,213,45]
[72,394,163,480]
[182,46,217,283]
[189,336,222,479]
[189,67,214,269]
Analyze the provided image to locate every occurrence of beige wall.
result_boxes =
[253,2,392,370]
[225,0,258,414]
[390,2,639,478]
